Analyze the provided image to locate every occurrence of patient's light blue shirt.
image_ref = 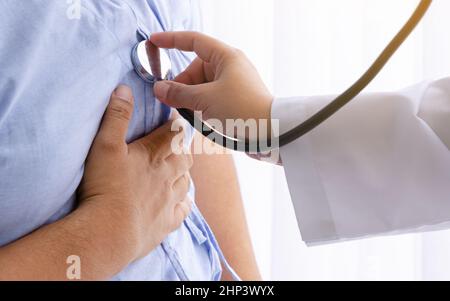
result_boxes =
[0,0,233,281]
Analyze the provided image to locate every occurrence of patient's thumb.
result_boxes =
[154,81,202,111]
[97,85,134,144]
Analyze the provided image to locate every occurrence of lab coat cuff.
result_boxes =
[272,90,450,246]
[272,97,340,245]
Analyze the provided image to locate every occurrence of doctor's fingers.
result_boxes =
[150,31,234,66]
[173,57,215,85]
[154,80,212,112]
[96,85,134,147]
[132,120,185,161]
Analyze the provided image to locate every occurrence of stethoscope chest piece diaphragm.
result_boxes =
[131,40,173,84]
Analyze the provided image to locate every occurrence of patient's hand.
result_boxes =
[78,85,193,261]
[0,86,193,280]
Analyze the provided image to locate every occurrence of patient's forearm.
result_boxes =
[0,202,135,280]
[191,134,261,281]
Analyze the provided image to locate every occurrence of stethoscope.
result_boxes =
[131,0,432,153]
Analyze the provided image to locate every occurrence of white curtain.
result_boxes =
[198,0,450,280]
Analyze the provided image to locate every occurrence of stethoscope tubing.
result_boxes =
[132,0,432,153]
[178,0,433,153]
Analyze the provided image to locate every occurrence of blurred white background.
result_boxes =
[198,0,450,280]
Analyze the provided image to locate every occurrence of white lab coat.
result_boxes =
[272,77,450,245]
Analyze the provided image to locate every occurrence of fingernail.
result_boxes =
[154,81,170,100]
[179,135,185,148]
[114,85,133,102]
[149,32,162,42]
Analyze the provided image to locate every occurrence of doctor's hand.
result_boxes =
[152,31,274,138]
[79,85,193,263]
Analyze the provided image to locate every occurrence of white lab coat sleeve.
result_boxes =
[272,77,450,245]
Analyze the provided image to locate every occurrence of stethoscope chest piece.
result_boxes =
[131,40,173,84]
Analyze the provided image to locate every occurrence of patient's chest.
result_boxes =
[0,0,224,281]
[0,0,219,282]
[0,0,195,244]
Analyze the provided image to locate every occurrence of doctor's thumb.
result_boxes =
[154,81,204,112]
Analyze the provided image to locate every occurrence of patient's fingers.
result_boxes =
[150,31,232,65]
[133,120,183,160]
[97,85,134,146]
[173,196,193,228]
[172,173,191,201]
